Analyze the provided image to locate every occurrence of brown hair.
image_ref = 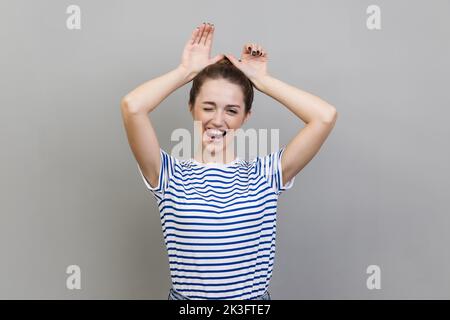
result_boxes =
[188,57,254,115]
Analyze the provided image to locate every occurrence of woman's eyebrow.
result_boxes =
[202,101,241,108]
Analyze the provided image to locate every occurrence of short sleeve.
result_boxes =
[256,146,295,196]
[136,148,176,200]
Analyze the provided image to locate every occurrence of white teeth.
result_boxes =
[205,128,225,138]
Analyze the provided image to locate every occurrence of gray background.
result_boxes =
[1,0,449,299]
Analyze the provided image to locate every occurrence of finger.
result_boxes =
[251,43,258,56]
[248,43,254,54]
[254,44,261,56]
[259,45,266,56]
[190,26,201,45]
[256,44,262,56]
[243,43,252,54]
[200,22,212,45]
[253,44,259,56]
[193,23,204,44]
[205,23,215,46]
[197,22,207,44]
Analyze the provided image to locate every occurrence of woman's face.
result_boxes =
[190,78,251,155]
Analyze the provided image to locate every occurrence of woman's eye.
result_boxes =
[203,108,236,114]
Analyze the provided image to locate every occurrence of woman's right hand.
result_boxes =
[179,22,224,82]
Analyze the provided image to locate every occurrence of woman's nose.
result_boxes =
[211,110,224,125]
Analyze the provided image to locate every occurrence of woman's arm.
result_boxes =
[121,66,192,114]
[122,22,222,114]
[225,44,337,186]
[120,66,192,188]
[254,75,337,186]
[121,22,223,188]
[254,75,337,124]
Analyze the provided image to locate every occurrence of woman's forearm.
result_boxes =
[121,65,194,114]
[255,75,337,124]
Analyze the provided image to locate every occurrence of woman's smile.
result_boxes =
[204,127,227,142]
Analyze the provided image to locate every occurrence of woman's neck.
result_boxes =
[193,147,236,164]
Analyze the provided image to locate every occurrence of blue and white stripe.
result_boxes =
[137,147,295,300]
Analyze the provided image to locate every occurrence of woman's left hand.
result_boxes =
[225,43,269,91]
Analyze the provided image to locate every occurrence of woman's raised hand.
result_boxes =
[179,22,224,81]
[225,43,269,91]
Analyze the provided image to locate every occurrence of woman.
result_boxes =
[121,22,337,300]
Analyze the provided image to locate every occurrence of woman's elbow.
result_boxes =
[121,96,140,114]
[323,106,338,124]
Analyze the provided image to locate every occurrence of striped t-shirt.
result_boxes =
[137,147,295,300]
